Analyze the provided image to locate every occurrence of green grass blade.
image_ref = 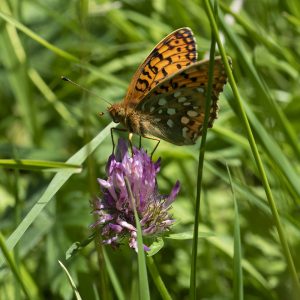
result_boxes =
[190,2,218,298]
[204,0,300,292]
[219,2,298,68]
[28,68,76,127]
[103,249,125,300]
[227,166,244,300]
[124,177,150,300]
[0,10,79,62]
[0,159,81,172]
[0,1,39,144]
[58,260,82,300]
[243,102,300,197]
[0,122,115,267]
[0,232,33,299]
[217,9,300,160]
[206,235,272,292]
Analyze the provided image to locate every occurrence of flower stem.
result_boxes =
[146,256,172,300]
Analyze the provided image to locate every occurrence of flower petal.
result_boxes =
[116,138,128,161]
[92,138,180,251]
[165,180,180,206]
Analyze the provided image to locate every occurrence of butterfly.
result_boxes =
[108,27,230,145]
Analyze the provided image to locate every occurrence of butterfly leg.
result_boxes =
[142,135,160,157]
[151,139,160,157]
[110,127,128,153]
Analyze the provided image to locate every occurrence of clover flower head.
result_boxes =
[91,139,180,251]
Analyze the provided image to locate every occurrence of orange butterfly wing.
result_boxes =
[123,27,197,107]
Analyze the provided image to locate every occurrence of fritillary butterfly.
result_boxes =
[108,27,231,145]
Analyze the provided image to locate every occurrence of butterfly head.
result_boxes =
[108,103,126,124]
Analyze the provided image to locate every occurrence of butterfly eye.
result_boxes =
[108,105,123,124]
[111,114,120,123]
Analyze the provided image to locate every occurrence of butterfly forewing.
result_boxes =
[135,57,229,145]
[123,27,197,107]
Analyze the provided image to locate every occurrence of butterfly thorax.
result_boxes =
[108,103,143,135]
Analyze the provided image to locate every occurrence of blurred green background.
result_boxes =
[1,0,300,299]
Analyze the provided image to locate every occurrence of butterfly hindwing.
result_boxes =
[135,57,229,145]
[123,27,197,107]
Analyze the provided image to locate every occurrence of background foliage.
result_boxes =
[0,0,300,299]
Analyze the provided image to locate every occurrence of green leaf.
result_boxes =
[147,237,164,256]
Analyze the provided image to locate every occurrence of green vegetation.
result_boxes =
[1,0,299,299]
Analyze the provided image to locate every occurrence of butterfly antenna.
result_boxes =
[61,76,112,106]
